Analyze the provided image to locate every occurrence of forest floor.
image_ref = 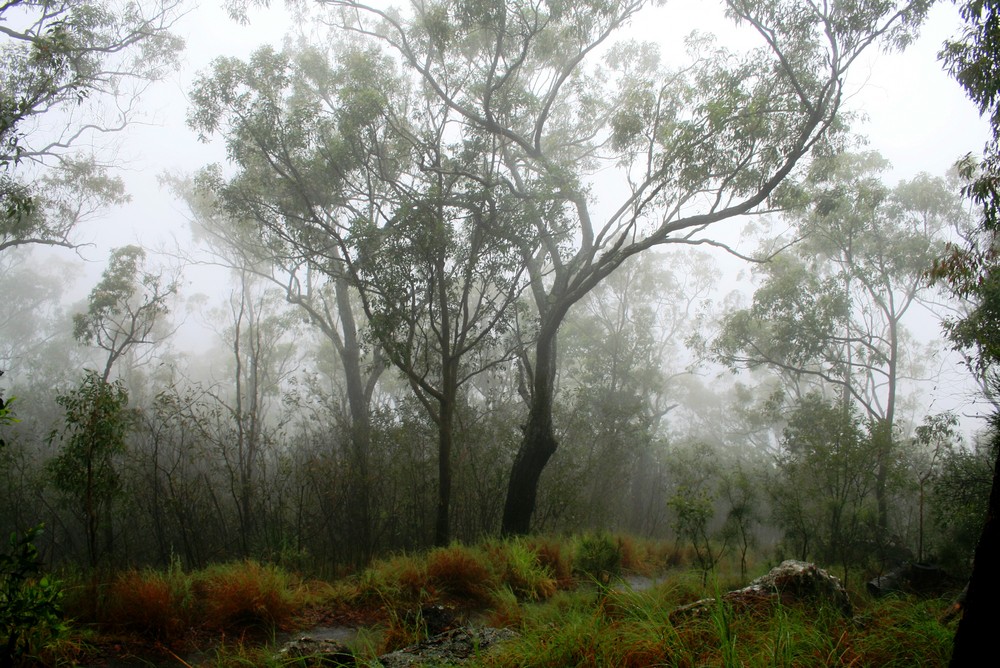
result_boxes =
[36,535,960,667]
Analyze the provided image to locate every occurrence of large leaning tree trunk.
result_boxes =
[502,322,559,535]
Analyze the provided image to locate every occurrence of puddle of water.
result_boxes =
[285,625,360,644]
[625,575,664,591]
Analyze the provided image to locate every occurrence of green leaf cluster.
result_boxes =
[0,525,65,666]
[1,0,184,252]
[47,371,132,503]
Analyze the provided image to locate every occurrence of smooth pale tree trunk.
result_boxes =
[949,424,1000,666]
[334,273,375,564]
[876,318,900,537]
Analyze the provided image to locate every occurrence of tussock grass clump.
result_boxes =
[195,560,300,632]
[485,585,524,629]
[473,576,956,668]
[104,564,193,640]
[616,534,650,575]
[205,636,279,668]
[850,597,955,667]
[523,536,573,587]
[344,540,563,616]
[426,544,496,603]
[357,554,429,604]
[487,539,558,602]
[497,606,605,667]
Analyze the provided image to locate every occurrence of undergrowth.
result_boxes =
[38,534,959,667]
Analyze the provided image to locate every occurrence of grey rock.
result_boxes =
[376,626,518,667]
[670,560,853,621]
[274,636,356,666]
[748,560,853,616]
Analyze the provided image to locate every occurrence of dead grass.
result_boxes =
[524,536,573,587]
[195,560,301,632]
[103,567,193,640]
[426,544,497,603]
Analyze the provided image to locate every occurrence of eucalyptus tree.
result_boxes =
[910,411,961,563]
[312,0,933,534]
[47,245,176,567]
[0,0,185,252]
[715,154,966,537]
[212,273,303,556]
[546,249,717,531]
[350,172,527,546]
[47,370,132,568]
[772,393,875,585]
[190,40,527,545]
[73,245,178,383]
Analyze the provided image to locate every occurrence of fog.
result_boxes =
[1,0,994,584]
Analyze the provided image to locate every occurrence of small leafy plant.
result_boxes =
[1,525,65,667]
[573,533,622,584]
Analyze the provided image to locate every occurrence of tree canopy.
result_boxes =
[0,0,184,252]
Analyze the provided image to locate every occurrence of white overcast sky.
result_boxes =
[95,0,991,328]
[88,0,989,257]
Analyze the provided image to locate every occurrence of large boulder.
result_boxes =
[748,560,853,616]
[670,560,853,621]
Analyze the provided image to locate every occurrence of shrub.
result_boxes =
[0,525,65,666]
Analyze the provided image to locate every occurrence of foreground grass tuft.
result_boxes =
[473,581,957,668]
[196,560,302,632]
[426,544,497,603]
[104,563,193,639]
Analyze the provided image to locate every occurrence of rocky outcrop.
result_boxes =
[670,560,853,622]
[376,627,518,668]
[274,636,356,666]
[273,626,518,667]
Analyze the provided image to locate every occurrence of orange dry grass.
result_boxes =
[618,638,674,668]
[617,535,646,574]
[104,569,191,640]
[393,561,428,600]
[196,561,298,632]
[525,537,573,587]
[426,545,495,603]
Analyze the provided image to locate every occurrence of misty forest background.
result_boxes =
[0,0,995,592]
